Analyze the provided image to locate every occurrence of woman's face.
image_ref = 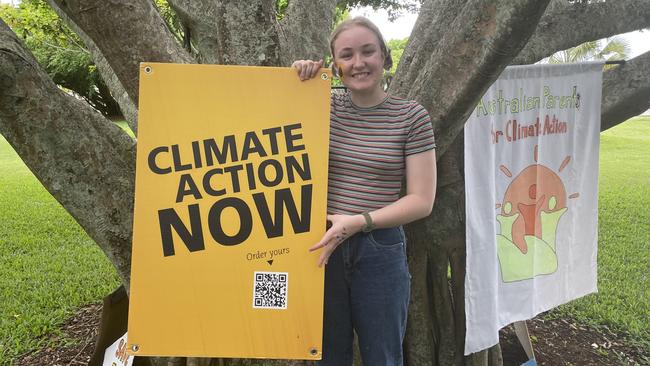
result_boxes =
[332,25,386,94]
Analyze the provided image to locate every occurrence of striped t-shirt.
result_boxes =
[327,92,436,215]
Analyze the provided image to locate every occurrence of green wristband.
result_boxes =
[361,212,375,233]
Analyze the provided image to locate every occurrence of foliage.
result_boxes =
[385,37,408,87]
[339,0,421,20]
[0,0,121,116]
[155,0,185,45]
[548,37,630,64]
[334,3,351,26]
[274,0,420,20]
[276,0,289,19]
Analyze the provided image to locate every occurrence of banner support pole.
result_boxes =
[514,320,535,361]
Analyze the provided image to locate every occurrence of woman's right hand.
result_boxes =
[291,59,324,81]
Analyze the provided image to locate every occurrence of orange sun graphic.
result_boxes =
[496,145,579,254]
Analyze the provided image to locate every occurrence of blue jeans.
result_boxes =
[319,226,411,366]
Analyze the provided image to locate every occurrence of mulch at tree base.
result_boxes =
[15,304,101,366]
[500,317,649,366]
[14,304,649,366]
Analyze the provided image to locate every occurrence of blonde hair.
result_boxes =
[329,16,393,71]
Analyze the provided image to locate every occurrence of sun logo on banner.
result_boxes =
[495,145,580,282]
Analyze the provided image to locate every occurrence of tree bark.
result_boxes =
[513,0,650,65]
[165,0,219,64]
[276,0,339,65]
[391,0,467,99]
[601,51,650,132]
[168,0,280,66]
[0,20,136,288]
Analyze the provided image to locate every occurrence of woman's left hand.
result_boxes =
[310,214,365,267]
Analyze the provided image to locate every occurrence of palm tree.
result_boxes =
[547,37,630,64]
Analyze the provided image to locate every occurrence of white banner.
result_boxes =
[464,62,603,355]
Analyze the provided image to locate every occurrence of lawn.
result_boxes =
[0,134,121,364]
[549,116,650,344]
[0,117,648,364]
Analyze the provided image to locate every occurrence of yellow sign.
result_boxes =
[128,63,330,360]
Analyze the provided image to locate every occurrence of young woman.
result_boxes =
[292,16,437,366]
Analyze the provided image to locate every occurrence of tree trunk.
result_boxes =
[168,0,280,66]
[0,20,136,287]
[2,1,650,365]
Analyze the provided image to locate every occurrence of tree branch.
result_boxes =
[391,0,466,96]
[277,0,338,66]
[0,20,135,288]
[48,0,193,109]
[166,0,218,63]
[169,0,281,66]
[47,1,138,132]
[513,0,650,65]
[601,51,650,131]
[391,0,551,157]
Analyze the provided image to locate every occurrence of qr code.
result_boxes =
[253,271,288,309]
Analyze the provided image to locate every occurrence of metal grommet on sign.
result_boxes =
[309,347,318,356]
[143,66,152,74]
[321,73,329,81]
[131,344,140,352]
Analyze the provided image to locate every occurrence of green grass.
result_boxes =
[0,134,121,364]
[549,116,650,344]
[0,118,648,364]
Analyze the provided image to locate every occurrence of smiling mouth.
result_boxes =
[352,72,370,78]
